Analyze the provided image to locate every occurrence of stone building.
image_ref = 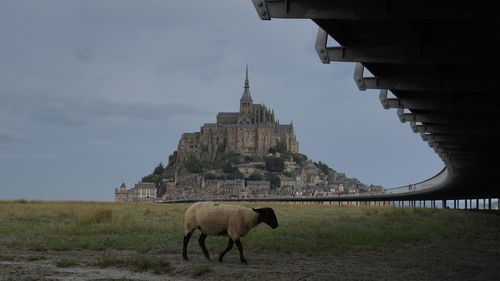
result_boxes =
[279,175,298,188]
[115,183,128,202]
[176,65,299,164]
[222,179,245,196]
[131,182,157,201]
[246,181,271,197]
[114,182,157,202]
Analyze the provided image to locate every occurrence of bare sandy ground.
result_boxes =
[1,239,500,281]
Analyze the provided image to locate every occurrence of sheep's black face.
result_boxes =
[253,207,278,229]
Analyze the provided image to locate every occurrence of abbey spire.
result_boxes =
[240,64,253,102]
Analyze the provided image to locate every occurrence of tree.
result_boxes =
[231,169,244,179]
[265,157,285,172]
[315,161,334,174]
[204,173,217,180]
[168,151,177,167]
[275,141,287,153]
[248,173,264,181]
[141,174,162,186]
[222,163,238,174]
[292,153,307,166]
[265,173,280,189]
[153,162,165,175]
[185,155,203,173]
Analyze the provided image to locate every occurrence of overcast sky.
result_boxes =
[0,0,443,201]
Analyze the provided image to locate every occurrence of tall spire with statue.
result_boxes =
[241,64,252,102]
[239,64,253,123]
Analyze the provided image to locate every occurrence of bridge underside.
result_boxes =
[251,0,500,200]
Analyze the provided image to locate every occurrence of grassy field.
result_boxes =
[1,200,499,255]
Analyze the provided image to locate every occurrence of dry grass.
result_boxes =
[1,200,499,255]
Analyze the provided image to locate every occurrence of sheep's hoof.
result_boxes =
[240,259,248,265]
[183,256,189,261]
[218,257,224,263]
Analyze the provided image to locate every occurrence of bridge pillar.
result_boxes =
[442,200,446,209]
[476,198,479,209]
[453,200,457,209]
[465,199,468,210]
[489,198,492,210]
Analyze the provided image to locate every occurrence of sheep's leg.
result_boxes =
[182,231,193,260]
[218,238,234,263]
[198,233,210,259]
[235,239,247,264]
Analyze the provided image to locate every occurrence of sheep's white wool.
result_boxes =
[184,202,259,240]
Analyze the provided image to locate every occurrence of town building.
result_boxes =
[114,182,157,202]
[115,183,128,201]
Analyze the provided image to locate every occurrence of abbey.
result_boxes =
[176,66,299,163]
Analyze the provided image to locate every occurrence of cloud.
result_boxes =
[0,153,60,159]
[0,128,31,143]
[74,48,95,64]
[83,140,113,146]
[0,93,213,127]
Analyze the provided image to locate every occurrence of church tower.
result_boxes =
[239,64,253,124]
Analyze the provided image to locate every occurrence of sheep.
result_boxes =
[182,202,278,264]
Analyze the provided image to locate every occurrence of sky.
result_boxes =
[0,0,443,201]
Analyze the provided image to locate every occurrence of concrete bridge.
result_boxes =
[239,0,500,205]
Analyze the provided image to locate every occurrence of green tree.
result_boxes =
[265,173,280,189]
[168,151,177,167]
[231,169,244,179]
[185,155,203,173]
[222,163,237,174]
[204,173,217,180]
[153,162,165,175]
[265,157,285,172]
[141,174,162,186]
[275,141,287,153]
[315,161,334,174]
[292,153,307,166]
[248,173,264,181]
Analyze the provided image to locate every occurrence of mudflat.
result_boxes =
[1,239,500,281]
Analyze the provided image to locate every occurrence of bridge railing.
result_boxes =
[381,167,449,196]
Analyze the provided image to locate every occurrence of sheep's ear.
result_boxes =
[252,208,259,213]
